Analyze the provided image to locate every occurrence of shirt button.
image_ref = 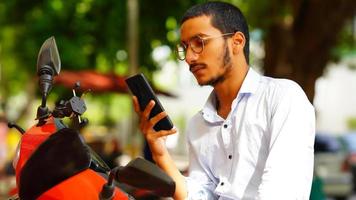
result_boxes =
[228,155,232,159]
[223,124,228,128]
[220,182,224,186]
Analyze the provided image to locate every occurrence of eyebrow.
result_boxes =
[181,33,209,44]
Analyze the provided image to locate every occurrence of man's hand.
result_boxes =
[132,96,187,200]
[132,96,177,157]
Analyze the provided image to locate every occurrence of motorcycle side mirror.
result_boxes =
[100,157,175,199]
[115,158,175,197]
[36,36,61,124]
[37,36,61,76]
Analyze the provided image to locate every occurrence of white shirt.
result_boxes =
[185,68,315,200]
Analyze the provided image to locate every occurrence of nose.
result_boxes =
[185,46,198,65]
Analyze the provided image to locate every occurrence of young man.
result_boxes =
[132,2,315,199]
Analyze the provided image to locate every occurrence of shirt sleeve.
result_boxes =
[257,80,315,200]
[185,135,218,200]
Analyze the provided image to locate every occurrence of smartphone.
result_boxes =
[125,73,174,131]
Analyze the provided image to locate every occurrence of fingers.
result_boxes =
[146,128,177,141]
[131,96,176,139]
[142,100,155,120]
[132,96,140,113]
[142,110,171,132]
[150,111,168,126]
[157,129,177,138]
[132,96,155,121]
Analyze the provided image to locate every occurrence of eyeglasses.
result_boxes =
[175,33,235,61]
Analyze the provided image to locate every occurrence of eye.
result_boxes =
[190,36,203,49]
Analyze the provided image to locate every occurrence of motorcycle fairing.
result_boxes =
[37,169,129,200]
[19,128,91,200]
[15,117,58,185]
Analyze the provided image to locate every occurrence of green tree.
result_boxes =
[0,0,204,122]
[0,0,355,117]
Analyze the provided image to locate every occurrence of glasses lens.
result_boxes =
[176,44,186,60]
[190,36,204,54]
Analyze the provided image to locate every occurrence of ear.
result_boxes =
[231,32,245,55]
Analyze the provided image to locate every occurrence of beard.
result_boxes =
[202,41,232,86]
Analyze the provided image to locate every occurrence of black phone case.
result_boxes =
[125,73,174,131]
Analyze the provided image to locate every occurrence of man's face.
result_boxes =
[180,15,232,86]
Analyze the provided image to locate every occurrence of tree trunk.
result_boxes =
[127,0,140,158]
[263,0,356,103]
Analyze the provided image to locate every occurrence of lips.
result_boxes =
[189,64,206,74]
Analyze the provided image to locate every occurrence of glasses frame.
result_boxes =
[176,32,235,61]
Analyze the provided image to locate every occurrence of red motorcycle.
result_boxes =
[8,37,175,200]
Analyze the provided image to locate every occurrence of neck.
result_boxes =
[214,63,249,119]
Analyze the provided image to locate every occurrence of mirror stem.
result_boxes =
[99,167,120,200]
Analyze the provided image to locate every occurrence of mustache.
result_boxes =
[189,63,206,72]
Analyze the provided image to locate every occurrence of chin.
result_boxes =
[194,73,214,86]
[196,78,211,86]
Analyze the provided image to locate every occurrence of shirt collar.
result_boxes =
[201,92,222,123]
[201,67,261,123]
[238,67,261,95]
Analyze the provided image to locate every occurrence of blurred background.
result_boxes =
[0,0,355,199]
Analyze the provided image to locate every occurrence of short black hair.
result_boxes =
[181,1,250,64]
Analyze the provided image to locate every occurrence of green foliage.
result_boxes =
[0,0,204,95]
[332,19,356,61]
[83,94,132,126]
[348,117,356,130]
[1,0,354,121]
[0,0,128,74]
[0,0,207,122]
[138,0,203,72]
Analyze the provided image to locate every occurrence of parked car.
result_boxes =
[340,132,356,193]
[314,133,353,200]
